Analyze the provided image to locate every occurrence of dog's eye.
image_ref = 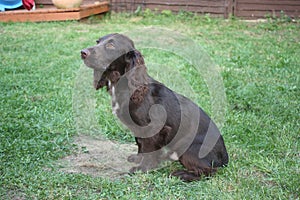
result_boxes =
[105,42,115,49]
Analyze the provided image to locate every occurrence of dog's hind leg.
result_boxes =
[171,170,201,181]
[171,167,217,182]
[172,152,217,181]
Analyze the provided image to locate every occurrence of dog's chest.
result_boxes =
[109,81,120,115]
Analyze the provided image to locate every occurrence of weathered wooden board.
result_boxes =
[111,0,228,17]
[234,0,300,18]
[0,1,109,22]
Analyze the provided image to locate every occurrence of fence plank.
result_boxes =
[144,0,225,7]
[237,4,300,11]
[236,10,300,18]
[225,0,233,18]
[145,4,225,14]
[237,0,300,5]
[235,0,300,18]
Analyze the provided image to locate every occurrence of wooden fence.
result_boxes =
[111,0,230,18]
[12,0,300,19]
[111,0,300,19]
[234,0,300,19]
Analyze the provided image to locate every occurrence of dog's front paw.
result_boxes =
[129,166,145,174]
[127,154,142,164]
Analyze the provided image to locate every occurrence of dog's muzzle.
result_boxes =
[81,49,90,60]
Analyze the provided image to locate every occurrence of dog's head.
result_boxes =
[81,33,136,89]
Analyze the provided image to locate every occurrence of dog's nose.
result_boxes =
[81,49,90,59]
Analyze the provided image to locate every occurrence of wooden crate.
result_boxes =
[0,1,109,22]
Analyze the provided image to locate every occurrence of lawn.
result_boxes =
[0,12,299,199]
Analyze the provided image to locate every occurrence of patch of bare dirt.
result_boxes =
[4,190,26,200]
[58,134,137,179]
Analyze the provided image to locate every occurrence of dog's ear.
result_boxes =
[125,50,145,72]
[95,71,109,90]
[109,71,121,84]
[124,50,149,99]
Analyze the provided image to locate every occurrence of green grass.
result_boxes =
[0,12,299,199]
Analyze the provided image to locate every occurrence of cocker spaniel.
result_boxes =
[81,33,229,181]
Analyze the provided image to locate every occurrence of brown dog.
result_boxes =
[81,33,229,181]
